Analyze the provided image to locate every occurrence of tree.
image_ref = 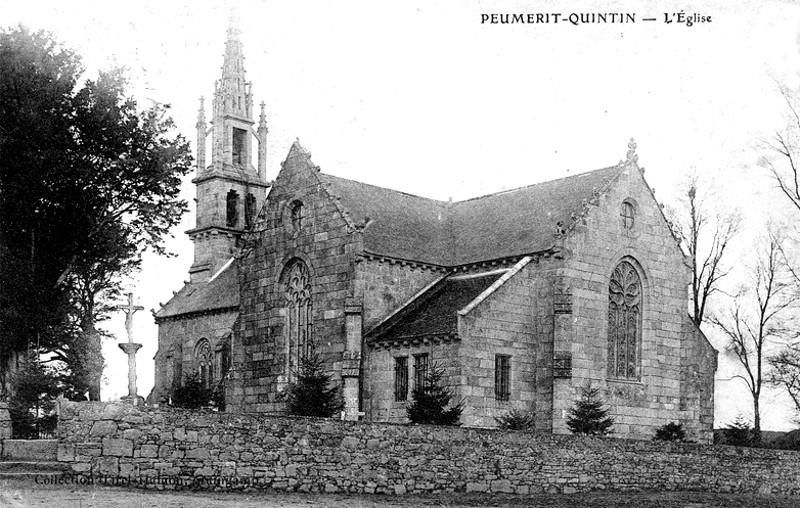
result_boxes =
[8,353,60,439]
[666,174,741,326]
[768,346,800,421]
[172,372,215,410]
[709,230,794,443]
[286,355,344,418]
[0,27,192,399]
[406,362,463,426]
[565,385,614,436]
[654,422,687,442]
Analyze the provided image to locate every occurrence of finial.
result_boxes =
[227,8,241,40]
[626,138,638,163]
[259,101,267,124]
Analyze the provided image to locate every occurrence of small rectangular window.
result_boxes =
[413,353,429,390]
[394,356,408,402]
[495,355,511,401]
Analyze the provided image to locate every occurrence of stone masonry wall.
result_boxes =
[458,257,559,429]
[57,401,800,496]
[358,258,443,330]
[556,162,716,442]
[234,147,360,413]
[152,311,237,404]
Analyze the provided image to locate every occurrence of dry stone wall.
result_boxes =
[57,401,800,496]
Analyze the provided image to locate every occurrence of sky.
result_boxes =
[4,0,800,430]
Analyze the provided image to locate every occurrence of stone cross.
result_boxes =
[115,292,145,405]
[117,292,144,343]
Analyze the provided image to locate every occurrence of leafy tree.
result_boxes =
[0,26,192,399]
[565,385,614,436]
[665,174,741,326]
[8,353,60,439]
[494,409,536,430]
[406,362,462,426]
[286,355,344,418]
[654,422,687,442]
[171,372,215,410]
[709,230,794,444]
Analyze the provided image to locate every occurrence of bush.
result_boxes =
[172,372,215,409]
[286,355,344,417]
[8,353,60,439]
[407,362,463,426]
[565,384,614,436]
[495,409,536,430]
[719,414,756,447]
[654,421,687,442]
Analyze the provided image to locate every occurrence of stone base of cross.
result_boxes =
[119,342,144,405]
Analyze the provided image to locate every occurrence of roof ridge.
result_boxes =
[452,165,622,205]
[320,173,448,204]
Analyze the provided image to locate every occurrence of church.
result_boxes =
[152,25,717,442]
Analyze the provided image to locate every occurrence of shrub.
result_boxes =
[407,362,463,426]
[286,355,344,417]
[719,414,755,447]
[172,372,215,409]
[565,384,614,436]
[654,421,687,442]
[495,409,536,430]
[8,353,60,439]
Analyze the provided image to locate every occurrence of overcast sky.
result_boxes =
[5,0,800,430]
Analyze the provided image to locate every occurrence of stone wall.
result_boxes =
[152,310,237,404]
[57,401,800,496]
[234,146,360,414]
[457,257,558,429]
[555,163,716,442]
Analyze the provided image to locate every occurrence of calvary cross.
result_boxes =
[116,292,144,343]
[115,292,145,404]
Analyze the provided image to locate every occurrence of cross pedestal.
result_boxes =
[116,292,145,405]
[118,342,144,405]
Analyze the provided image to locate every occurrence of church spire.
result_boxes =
[215,14,252,121]
[195,96,207,172]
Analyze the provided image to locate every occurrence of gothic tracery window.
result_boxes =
[285,260,313,377]
[608,261,642,380]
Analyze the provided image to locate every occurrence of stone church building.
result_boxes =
[152,26,716,442]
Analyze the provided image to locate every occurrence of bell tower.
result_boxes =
[187,20,270,283]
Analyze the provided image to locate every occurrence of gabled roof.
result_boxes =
[155,260,239,320]
[321,164,623,266]
[367,270,507,342]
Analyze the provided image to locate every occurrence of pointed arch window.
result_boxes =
[284,260,313,377]
[194,339,213,389]
[608,261,642,380]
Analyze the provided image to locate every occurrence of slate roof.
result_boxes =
[367,270,507,342]
[154,260,239,320]
[322,165,623,266]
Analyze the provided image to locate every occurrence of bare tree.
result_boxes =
[769,347,800,421]
[759,85,800,216]
[666,174,741,326]
[709,230,794,442]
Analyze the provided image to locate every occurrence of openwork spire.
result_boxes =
[215,13,252,121]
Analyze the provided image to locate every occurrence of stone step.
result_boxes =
[1,439,58,461]
[0,461,70,481]
[0,461,71,473]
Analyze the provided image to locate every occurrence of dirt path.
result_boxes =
[0,479,797,508]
